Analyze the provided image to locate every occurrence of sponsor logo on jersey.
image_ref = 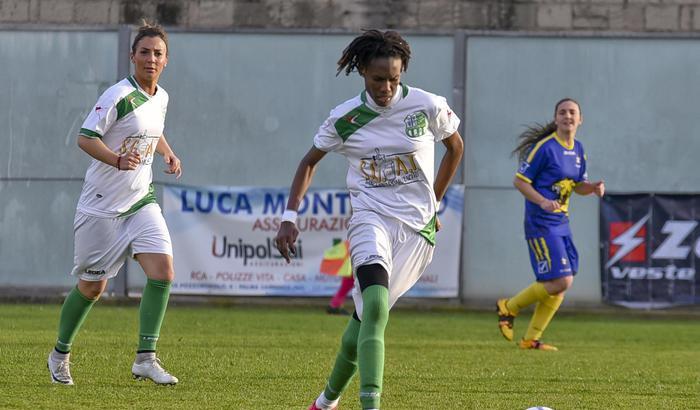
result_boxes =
[537,260,549,274]
[551,179,576,212]
[404,111,427,138]
[120,134,159,165]
[359,148,422,188]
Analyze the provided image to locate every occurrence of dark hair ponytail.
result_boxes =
[512,122,557,161]
[512,98,581,162]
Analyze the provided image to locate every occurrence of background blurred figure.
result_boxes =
[327,277,354,315]
[47,22,182,386]
[320,239,354,315]
[497,98,605,351]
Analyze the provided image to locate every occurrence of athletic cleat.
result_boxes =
[308,402,338,410]
[47,351,74,385]
[496,298,515,341]
[132,357,179,385]
[519,339,558,351]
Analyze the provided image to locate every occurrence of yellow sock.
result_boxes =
[524,294,564,341]
[506,282,549,315]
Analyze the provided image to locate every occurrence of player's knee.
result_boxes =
[148,264,175,282]
[77,280,105,300]
[361,294,389,326]
[545,276,573,295]
[162,267,175,282]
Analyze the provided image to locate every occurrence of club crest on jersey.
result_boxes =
[404,111,427,138]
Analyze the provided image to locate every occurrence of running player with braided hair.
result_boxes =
[275,29,463,410]
[497,98,604,351]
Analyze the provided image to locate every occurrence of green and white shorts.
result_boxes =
[71,203,172,281]
[348,209,434,318]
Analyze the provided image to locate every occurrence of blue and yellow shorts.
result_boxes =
[526,235,578,281]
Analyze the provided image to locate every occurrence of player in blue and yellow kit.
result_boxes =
[497,98,604,351]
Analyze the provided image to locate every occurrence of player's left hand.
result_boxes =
[593,180,605,197]
[163,152,182,179]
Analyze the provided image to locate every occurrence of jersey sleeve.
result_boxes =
[160,88,169,120]
[516,144,547,184]
[577,151,588,183]
[313,112,343,152]
[429,96,460,142]
[79,91,119,139]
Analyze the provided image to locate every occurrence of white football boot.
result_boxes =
[132,355,178,385]
[47,351,74,385]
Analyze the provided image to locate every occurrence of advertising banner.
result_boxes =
[164,185,464,297]
[601,194,700,308]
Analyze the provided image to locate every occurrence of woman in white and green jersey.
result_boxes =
[275,30,464,410]
[47,22,182,386]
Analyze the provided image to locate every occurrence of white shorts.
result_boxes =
[348,210,434,318]
[71,203,172,281]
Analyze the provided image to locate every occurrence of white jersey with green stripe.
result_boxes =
[77,76,168,218]
[313,85,460,241]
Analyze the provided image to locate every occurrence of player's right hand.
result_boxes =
[539,199,561,212]
[275,222,299,263]
[119,148,141,170]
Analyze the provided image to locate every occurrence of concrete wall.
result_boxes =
[463,35,700,304]
[3,28,700,307]
[2,0,700,33]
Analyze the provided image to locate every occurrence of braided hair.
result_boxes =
[336,29,411,76]
[512,98,581,161]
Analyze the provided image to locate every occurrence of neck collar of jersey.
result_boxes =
[361,84,408,111]
[128,75,157,97]
[553,131,575,150]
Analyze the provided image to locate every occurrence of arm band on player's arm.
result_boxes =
[281,209,298,224]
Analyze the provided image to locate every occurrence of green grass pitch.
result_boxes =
[1,303,698,409]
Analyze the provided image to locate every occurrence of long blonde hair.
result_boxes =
[512,98,581,161]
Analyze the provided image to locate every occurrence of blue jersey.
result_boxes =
[515,132,588,237]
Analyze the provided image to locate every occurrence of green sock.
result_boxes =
[138,279,171,351]
[55,287,97,353]
[358,285,389,410]
[323,317,361,401]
